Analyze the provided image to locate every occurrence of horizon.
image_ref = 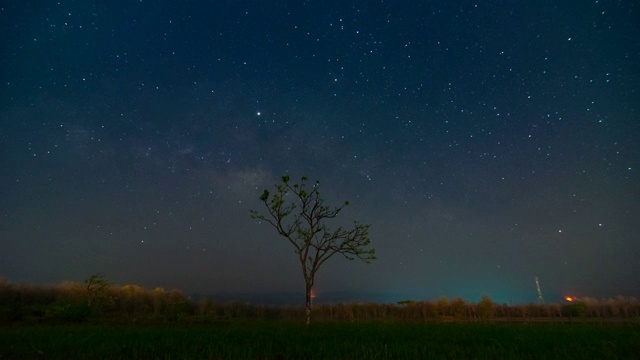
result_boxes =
[2,274,634,307]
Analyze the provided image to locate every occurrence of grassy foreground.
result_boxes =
[1,321,639,359]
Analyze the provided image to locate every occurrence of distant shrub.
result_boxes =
[450,297,467,318]
[48,302,92,322]
[476,295,495,320]
[563,302,589,318]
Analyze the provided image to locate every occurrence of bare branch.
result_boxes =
[250,175,376,325]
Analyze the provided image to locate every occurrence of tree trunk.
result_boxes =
[305,282,312,326]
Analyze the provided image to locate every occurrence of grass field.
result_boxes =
[2,321,639,359]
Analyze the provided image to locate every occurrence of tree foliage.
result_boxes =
[251,175,375,324]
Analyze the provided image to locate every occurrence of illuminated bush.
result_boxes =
[563,301,589,317]
[476,295,495,320]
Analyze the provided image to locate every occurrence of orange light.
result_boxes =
[565,297,573,302]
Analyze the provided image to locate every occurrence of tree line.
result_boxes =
[1,276,638,324]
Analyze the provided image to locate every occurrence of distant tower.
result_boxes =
[535,276,545,304]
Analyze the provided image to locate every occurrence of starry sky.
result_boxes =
[1,1,638,304]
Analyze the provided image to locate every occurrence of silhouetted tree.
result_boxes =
[251,175,376,325]
[84,273,111,308]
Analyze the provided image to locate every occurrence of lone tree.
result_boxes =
[84,273,111,308]
[251,175,376,325]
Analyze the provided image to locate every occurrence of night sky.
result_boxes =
[1,1,638,305]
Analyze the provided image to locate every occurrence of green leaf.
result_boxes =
[260,189,270,201]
